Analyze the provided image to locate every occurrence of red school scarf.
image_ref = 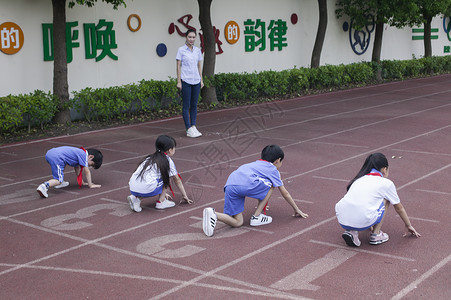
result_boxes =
[77,147,87,188]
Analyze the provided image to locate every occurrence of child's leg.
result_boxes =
[47,179,62,188]
[252,187,274,216]
[372,199,390,234]
[216,212,244,228]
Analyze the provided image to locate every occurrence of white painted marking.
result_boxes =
[41,203,131,230]
[312,175,348,182]
[391,253,451,300]
[416,189,451,196]
[309,240,415,262]
[271,248,357,291]
[137,227,249,259]
[0,188,38,205]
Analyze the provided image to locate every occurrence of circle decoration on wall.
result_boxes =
[291,13,298,25]
[127,14,142,32]
[156,43,167,57]
[224,21,240,44]
[0,22,24,55]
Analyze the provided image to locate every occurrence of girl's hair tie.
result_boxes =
[157,149,161,153]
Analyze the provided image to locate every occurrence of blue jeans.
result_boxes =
[181,81,200,129]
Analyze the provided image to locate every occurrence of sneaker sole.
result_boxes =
[37,189,48,198]
[342,232,359,247]
[202,208,215,237]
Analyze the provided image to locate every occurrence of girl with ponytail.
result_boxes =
[335,153,420,247]
[127,135,192,212]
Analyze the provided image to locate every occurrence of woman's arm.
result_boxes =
[176,60,182,90]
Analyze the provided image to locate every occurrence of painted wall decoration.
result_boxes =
[0,22,24,55]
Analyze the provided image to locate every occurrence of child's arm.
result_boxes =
[278,186,308,218]
[393,203,421,237]
[171,174,193,204]
[82,167,101,188]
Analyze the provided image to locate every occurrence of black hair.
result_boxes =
[136,135,176,188]
[261,145,284,163]
[346,152,388,191]
[87,148,103,169]
[186,28,196,37]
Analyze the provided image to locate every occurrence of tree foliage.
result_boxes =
[52,0,126,124]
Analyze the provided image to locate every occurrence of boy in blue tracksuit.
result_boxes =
[37,146,103,198]
[202,145,308,236]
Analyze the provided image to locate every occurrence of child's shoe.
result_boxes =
[155,199,175,209]
[342,230,361,247]
[54,181,69,189]
[250,214,272,226]
[369,231,389,245]
[202,207,217,237]
[37,183,49,198]
[127,195,142,212]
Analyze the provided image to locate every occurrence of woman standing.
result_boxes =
[176,29,204,138]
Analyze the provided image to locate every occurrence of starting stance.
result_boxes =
[335,152,421,247]
[202,145,308,237]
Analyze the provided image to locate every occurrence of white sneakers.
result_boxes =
[127,196,176,212]
[37,183,49,198]
[202,207,217,236]
[155,199,176,209]
[127,195,142,212]
[186,126,202,138]
[250,214,272,226]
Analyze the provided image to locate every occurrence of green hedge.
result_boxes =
[2,56,451,135]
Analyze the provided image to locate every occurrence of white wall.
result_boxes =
[1,0,450,97]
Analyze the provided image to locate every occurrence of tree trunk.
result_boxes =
[311,0,327,68]
[423,16,432,58]
[372,21,384,81]
[52,0,71,124]
[197,0,218,105]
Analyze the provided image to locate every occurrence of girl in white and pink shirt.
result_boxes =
[335,153,420,247]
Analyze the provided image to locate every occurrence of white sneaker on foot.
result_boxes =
[369,231,389,245]
[250,214,272,226]
[155,199,176,209]
[186,126,201,138]
[192,126,202,137]
[342,230,361,247]
[203,207,217,237]
[37,183,48,198]
[54,181,69,189]
[127,195,142,212]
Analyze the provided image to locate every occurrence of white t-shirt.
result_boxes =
[335,175,400,228]
[176,44,203,85]
[129,156,177,194]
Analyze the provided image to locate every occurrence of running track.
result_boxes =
[1,75,450,299]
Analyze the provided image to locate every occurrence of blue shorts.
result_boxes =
[340,202,385,231]
[130,184,163,198]
[45,152,65,182]
[223,182,271,216]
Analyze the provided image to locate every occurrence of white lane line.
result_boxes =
[416,189,451,196]
[391,253,451,300]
